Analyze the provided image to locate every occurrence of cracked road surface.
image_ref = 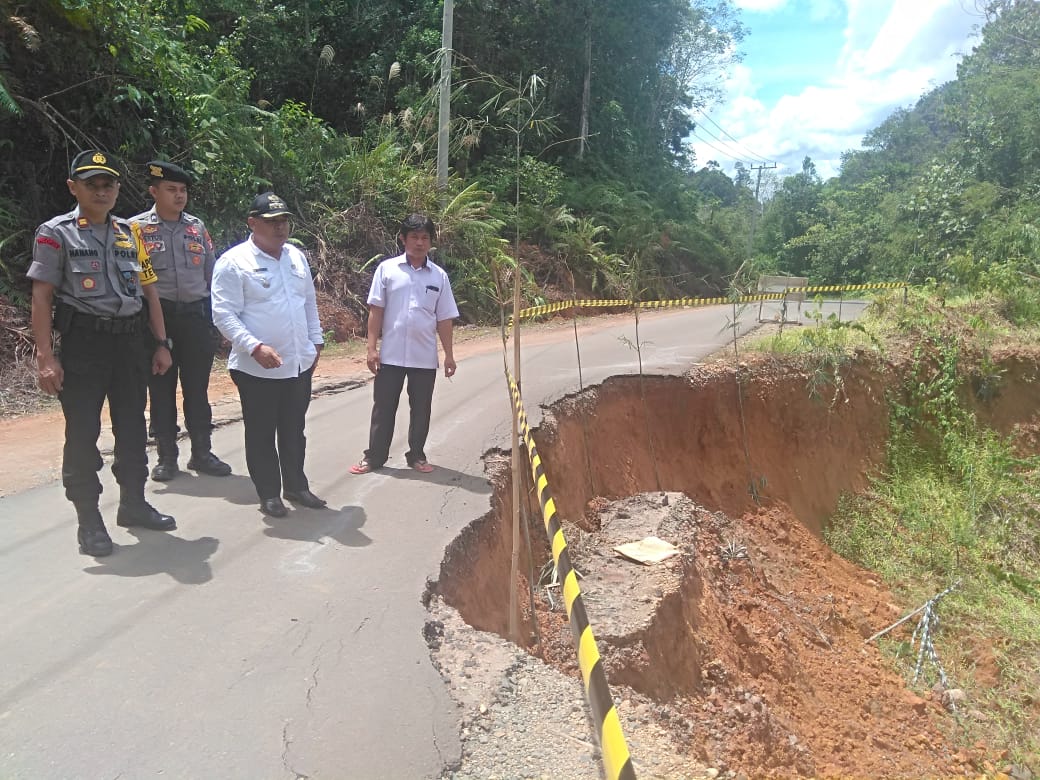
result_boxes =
[0,302,861,778]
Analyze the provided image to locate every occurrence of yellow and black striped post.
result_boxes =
[506,372,636,780]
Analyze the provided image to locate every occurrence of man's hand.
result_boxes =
[252,343,283,369]
[366,346,380,375]
[152,346,173,375]
[37,354,63,396]
[444,357,456,378]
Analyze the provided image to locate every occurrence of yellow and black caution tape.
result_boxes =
[511,282,907,323]
[507,372,636,780]
[789,281,905,293]
[515,299,632,321]
[636,293,782,310]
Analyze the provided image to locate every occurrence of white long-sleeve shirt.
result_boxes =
[211,236,323,379]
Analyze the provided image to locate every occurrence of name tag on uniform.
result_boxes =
[426,285,439,292]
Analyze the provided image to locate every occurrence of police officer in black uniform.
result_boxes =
[28,150,177,557]
[131,161,231,481]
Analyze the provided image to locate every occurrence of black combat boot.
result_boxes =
[151,437,179,482]
[75,504,113,557]
[116,500,177,531]
[117,486,176,531]
[187,450,232,477]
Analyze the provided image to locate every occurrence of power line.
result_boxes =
[689,127,766,168]
[692,107,773,165]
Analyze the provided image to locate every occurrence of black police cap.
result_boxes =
[248,192,294,219]
[146,160,193,184]
[70,149,120,180]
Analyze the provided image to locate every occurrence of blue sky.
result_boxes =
[690,0,987,183]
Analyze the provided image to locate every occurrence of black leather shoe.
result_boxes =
[151,459,179,482]
[116,502,177,531]
[187,452,232,476]
[260,497,288,517]
[283,489,327,509]
[77,511,113,556]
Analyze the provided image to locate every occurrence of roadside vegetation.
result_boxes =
[750,291,1040,767]
[1,2,1037,336]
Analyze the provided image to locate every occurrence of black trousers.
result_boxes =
[148,299,215,455]
[231,367,313,500]
[364,363,436,468]
[58,326,149,506]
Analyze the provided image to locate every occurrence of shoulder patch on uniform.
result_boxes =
[36,235,61,249]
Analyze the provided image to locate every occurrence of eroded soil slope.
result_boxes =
[433,351,1040,778]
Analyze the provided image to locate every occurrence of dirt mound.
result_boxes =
[537,492,958,777]
[432,354,995,777]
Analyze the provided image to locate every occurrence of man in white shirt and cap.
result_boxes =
[210,192,326,518]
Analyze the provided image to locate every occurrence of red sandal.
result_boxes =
[349,459,373,475]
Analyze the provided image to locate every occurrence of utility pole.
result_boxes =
[436,0,454,193]
[747,162,776,257]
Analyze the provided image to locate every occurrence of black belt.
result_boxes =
[69,310,142,335]
[160,298,208,316]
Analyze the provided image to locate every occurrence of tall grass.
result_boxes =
[807,294,1040,767]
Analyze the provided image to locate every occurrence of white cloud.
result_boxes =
[843,0,946,75]
[692,0,980,181]
[807,0,843,22]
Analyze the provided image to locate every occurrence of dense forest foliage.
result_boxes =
[0,0,1036,328]
[750,0,1040,323]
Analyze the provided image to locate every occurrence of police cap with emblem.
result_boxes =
[248,192,294,219]
[146,160,193,185]
[70,149,120,180]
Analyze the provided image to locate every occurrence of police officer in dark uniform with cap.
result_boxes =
[28,149,177,557]
[131,161,231,481]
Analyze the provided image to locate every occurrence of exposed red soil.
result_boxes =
[436,348,1040,778]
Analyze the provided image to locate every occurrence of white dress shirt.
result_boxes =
[368,253,459,369]
[211,237,323,379]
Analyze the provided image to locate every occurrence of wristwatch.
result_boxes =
[156,337,174,351]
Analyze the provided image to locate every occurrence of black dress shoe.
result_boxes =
[187,452,232,476]
[116,502,177,531]
[77,513,113,557]
[260,497,288,518]
[151,460,179,482]
[283,489,327,509]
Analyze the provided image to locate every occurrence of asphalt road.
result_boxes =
[0,301,865,779]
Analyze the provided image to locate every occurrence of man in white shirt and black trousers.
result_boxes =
[350,213,459,475]
[211,192,326,518]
